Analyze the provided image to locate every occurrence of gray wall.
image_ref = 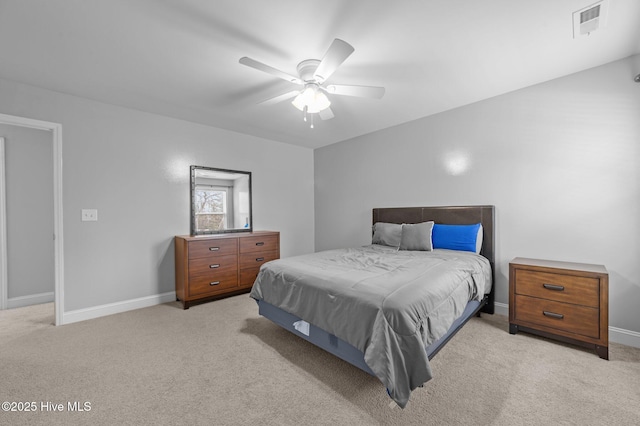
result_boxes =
[1,124,54,303]
[314,55,640,336]
[0,78,315,312]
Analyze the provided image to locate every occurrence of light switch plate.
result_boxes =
[81,209,98,221]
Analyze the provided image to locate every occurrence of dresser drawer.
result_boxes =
[239,250,278,270]
[188,271,238,297]
[514,269,599,308]
[240,235,278,254]
[188,255,238,280]
[238,251,279,288]
[514,295,600,339]
[240,268,261,288]
[188,238,238,259]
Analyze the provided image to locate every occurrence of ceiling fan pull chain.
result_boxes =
[310,113,314,129]
[303,105,308,122]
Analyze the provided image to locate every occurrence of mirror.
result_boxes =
[190,166,252,235]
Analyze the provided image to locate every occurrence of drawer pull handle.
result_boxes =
[543,311,564,319]
[209,264,220,269]
[209,247,220,251]
[210,281,220,286]
[255,242,265,246]
[256,257,265,262]
[543,283,565,291]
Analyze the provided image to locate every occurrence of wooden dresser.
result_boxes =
[175,231,279,309]
[509,257,608,359]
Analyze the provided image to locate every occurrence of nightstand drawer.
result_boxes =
[514,269,599,308]
[514,295,599,339]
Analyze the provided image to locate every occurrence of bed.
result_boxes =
[250,205,495,408]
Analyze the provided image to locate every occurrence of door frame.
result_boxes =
[0,113,64,326]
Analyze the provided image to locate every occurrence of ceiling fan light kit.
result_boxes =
[239,38,385,128]
[291,84,331,113]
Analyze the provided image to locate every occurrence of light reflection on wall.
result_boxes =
[443,151,471,176]
[164,156,192,184]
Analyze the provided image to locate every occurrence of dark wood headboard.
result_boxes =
[373,205,495,313]
[372,205,495,265]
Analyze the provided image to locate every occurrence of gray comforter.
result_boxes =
[249,244,492,408]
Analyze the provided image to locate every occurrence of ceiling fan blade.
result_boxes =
[325,84,385,99]
[313,39,354,83]
[239,57,303,85]
[319,107,334,121]
[259,90,300,106]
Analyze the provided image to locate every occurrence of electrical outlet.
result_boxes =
[81,209,98,222]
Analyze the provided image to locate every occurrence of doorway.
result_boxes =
[0,113,64,325]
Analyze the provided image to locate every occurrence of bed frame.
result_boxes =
[256,205,495,375]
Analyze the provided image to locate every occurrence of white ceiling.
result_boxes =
[1,0,639,149]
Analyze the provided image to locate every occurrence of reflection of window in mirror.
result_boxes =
[194,185,229,231]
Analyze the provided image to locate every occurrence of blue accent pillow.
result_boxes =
[432,223,482,253]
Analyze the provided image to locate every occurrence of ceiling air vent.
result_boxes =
[573,1,609,38]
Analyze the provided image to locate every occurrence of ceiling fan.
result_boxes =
[239,39,385,128]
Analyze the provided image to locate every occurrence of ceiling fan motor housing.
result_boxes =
[297,59,322,82]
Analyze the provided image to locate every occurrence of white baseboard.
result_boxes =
[609,327,640,349]
[7,292,54,309]
[62,291,176,325]
[494,301,508,316]
[491,302,640,349]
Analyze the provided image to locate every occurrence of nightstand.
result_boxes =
[509,257,609,359]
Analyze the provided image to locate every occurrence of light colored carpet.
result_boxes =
[1,296,638,425]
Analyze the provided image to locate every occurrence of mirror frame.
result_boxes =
[190,165,253,235]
